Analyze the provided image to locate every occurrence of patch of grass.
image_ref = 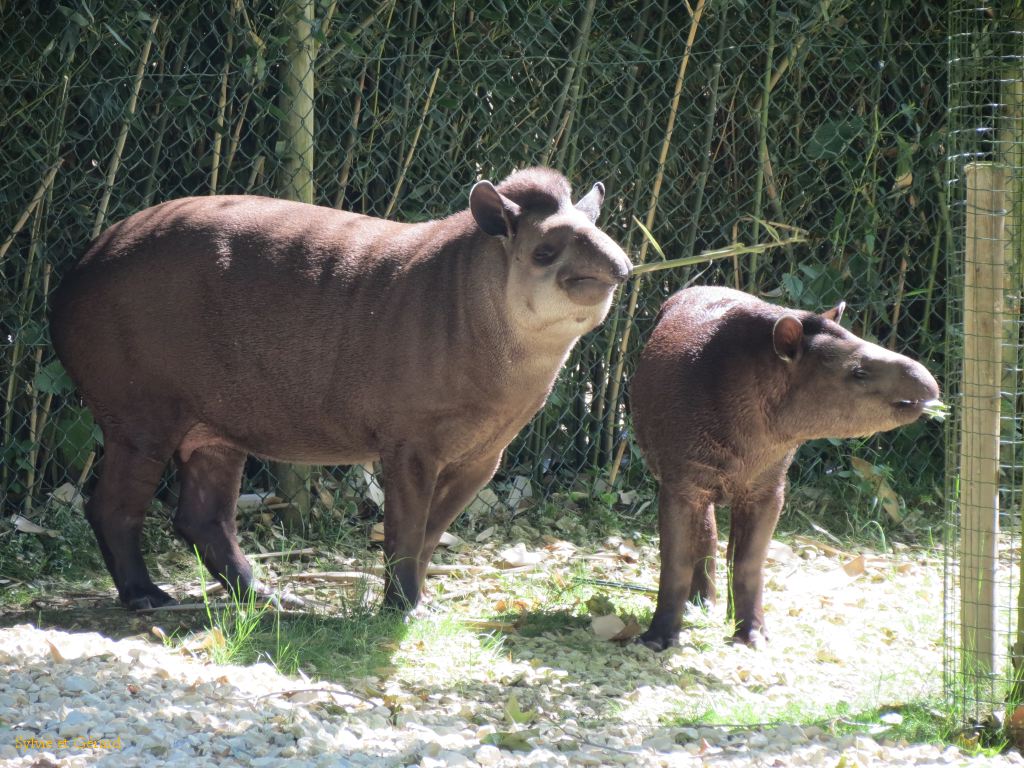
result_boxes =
[392,614,515,690]
[277,610,407,680]
[496,609,591,638]
[660,696,1011,756]
[174,549,411,680]
[0,584,39,609]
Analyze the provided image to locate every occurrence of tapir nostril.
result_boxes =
[611,260,632,283]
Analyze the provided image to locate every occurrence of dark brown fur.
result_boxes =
[49,167,631,611]
[630,286,939,650]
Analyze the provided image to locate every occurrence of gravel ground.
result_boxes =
[1,535,1021,767]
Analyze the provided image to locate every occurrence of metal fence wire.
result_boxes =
[945,0,1024,735]
[3,0,948,604]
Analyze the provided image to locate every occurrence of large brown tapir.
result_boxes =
[49,167,632,611]
[630,286,940,650]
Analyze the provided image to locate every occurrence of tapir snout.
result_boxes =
[557,230,632,306]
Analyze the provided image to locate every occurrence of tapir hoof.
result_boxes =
[379,597,424,619]
[730,626,768,649]
[123,585,176,611]
[636,629,680,652]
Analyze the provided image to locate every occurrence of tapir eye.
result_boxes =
[532,245,560,266]
[852,366,869,380]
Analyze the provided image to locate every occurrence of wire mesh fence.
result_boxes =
[3,1,949,597]
[944,0,1024,736]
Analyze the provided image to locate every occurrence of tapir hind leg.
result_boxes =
[85,438,173,610]
[173,446,258,599]
[726,472,787,648]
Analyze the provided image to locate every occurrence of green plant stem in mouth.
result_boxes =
[920,399,948,421]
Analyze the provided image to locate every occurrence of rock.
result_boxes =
[62,676,97,693]
[475,744,502,765]
[60,709,93,731]
[642,735,674,751]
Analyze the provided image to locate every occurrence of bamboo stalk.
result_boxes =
[142,33,185,207]
[731,220,741,290]
[316,0,394,71]
[77,451,96,490]
[748,0,778,290]
[920,168,949,340]
[384,67,440,218]
[274,0,319,528]
[606,427,630,486]
[750,13,817,116]
[224,86,253,176]
[24,262,53,514]
[888,248,908,351]
[598,0,674,463]
[590,301,622,468]
[277,0,316,205]
[359,0,397,212]
[542,0,597,166]
[749,0,829,249]
[629,236,808,276]
[234,0,266,54]
[315,0,338,59]
[334,67,366,209]
[245,156,266,193]
[684,12,727,259]
[0,161,61,264]
[1,344,20,494]
[603,0,706,465]
[210,23,233,195]
[91,15,159,239]
[2,207,46,497]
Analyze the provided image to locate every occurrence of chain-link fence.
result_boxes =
[944,0,1024,736]
[2,1,948,577]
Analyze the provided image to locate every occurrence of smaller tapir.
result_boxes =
[630,286,940,650]
[49,167,632,612]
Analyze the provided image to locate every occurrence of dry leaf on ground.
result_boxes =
[591,614,626,641]
[497,543,543,568]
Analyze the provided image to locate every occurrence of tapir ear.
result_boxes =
[772,314,804,362]
[820,301,846,323]
[470,180,522,238]
[574,181,605,223]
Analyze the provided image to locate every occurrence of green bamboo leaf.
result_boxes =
[631,216,666,261]
[504,693,536,725]
[104,23,132,51]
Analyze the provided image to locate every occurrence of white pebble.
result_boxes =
[475,744,502,765]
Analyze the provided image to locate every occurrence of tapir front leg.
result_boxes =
[380,445,440,611]
[640,484,716,651]
[415,453,503,590]
[726,465,788,648]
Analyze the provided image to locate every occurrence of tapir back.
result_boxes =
[51,195,497,463]
[631,286,796,484]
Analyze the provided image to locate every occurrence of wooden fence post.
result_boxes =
[960,161,1007,678]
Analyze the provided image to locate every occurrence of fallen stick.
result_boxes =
[249,547,318,561]
[792,535,854,560]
